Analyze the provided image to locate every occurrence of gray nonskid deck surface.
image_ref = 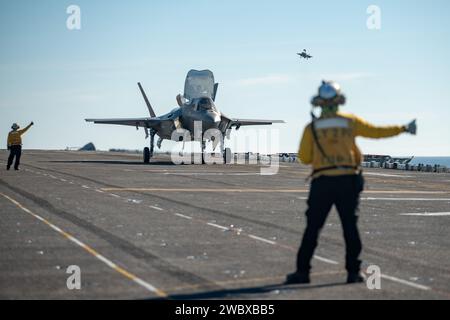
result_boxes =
[0,150,449,299]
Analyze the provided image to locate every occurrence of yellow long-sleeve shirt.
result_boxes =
[7,124,32,147]
[298,112,406,178]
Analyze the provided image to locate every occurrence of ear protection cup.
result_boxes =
[334,94,346,105]
[311,96,325,107]
[311,94,346,107]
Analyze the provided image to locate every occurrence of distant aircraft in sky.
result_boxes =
[297,49,312,60]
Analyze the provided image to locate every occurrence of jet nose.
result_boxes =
[202,111,221,130]
[210,111,221,124]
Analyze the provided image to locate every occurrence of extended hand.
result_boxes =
[405,119,417,135]
[30,121,34,126]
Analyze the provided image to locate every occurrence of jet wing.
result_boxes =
[219,114,285,131]
[85,117,162,128]
[230,118,285,127]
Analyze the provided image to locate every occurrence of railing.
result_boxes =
[361,161,449,173]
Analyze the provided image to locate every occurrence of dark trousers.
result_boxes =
[7,145,22,170]
[296,174,364,274]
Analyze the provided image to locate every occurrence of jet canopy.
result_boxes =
[184,70,215,101]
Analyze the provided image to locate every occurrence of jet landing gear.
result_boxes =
[200,138,232,165]
[223,147,232,164]
[219,135,232,165]
[143,129,156,164]
[143,147,150,164]
[201,140,206,165]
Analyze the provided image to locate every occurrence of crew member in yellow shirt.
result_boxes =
[285,81,416,285]
[6,122,34,171]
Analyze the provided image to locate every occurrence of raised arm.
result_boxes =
[18,122,34,135]
[353,116,406,139]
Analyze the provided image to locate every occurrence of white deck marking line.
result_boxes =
[206,222,229,231]
[95,189,105,193]
[149,205,164,211]
[400,212,450,216]
[109,193,121,198]
[133,277,163,293]
[381,274,430,290]
[0,192,166,297]
[174,213,193,220]
[364,172,413,178]
[95,254,118,269]
[244,232,430,290]
[100,188,449,195]
[313,255,339,265]
[364,191,450,194]
[127,199,143,204]
[169,210,435,292]
[49,175,57,179]
[66,235,87,249]
[8,166,438,292]
[164,172,261,176]
[102,188,310,193]
[81,185,90,189]
[363,197,450,201]
[248,234,276,245]
[49,225,63,233]
[60,179,67,182]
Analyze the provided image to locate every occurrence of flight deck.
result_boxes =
[1,150,449,299]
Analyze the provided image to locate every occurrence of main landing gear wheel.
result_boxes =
[224,147,232,164]
[143,147,150,164]
[144,128,156,164]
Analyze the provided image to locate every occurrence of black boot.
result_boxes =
[284,272,310,285]
[347,272,365,284]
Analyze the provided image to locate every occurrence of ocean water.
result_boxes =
[409,157,450,167]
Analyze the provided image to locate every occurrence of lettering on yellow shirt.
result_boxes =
[298,112,405,177]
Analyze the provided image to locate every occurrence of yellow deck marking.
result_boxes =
[0,192,167,298]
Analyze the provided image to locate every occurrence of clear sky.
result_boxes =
[1,0,449,156]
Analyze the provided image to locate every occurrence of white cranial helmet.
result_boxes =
[318,80,341,99]
[311,80,346,107]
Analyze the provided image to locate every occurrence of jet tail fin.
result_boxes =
[137,82,156,118]
[212,83,219,101]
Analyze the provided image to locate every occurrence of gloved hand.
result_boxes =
[30,121,34,126]
[405,119,417,135]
